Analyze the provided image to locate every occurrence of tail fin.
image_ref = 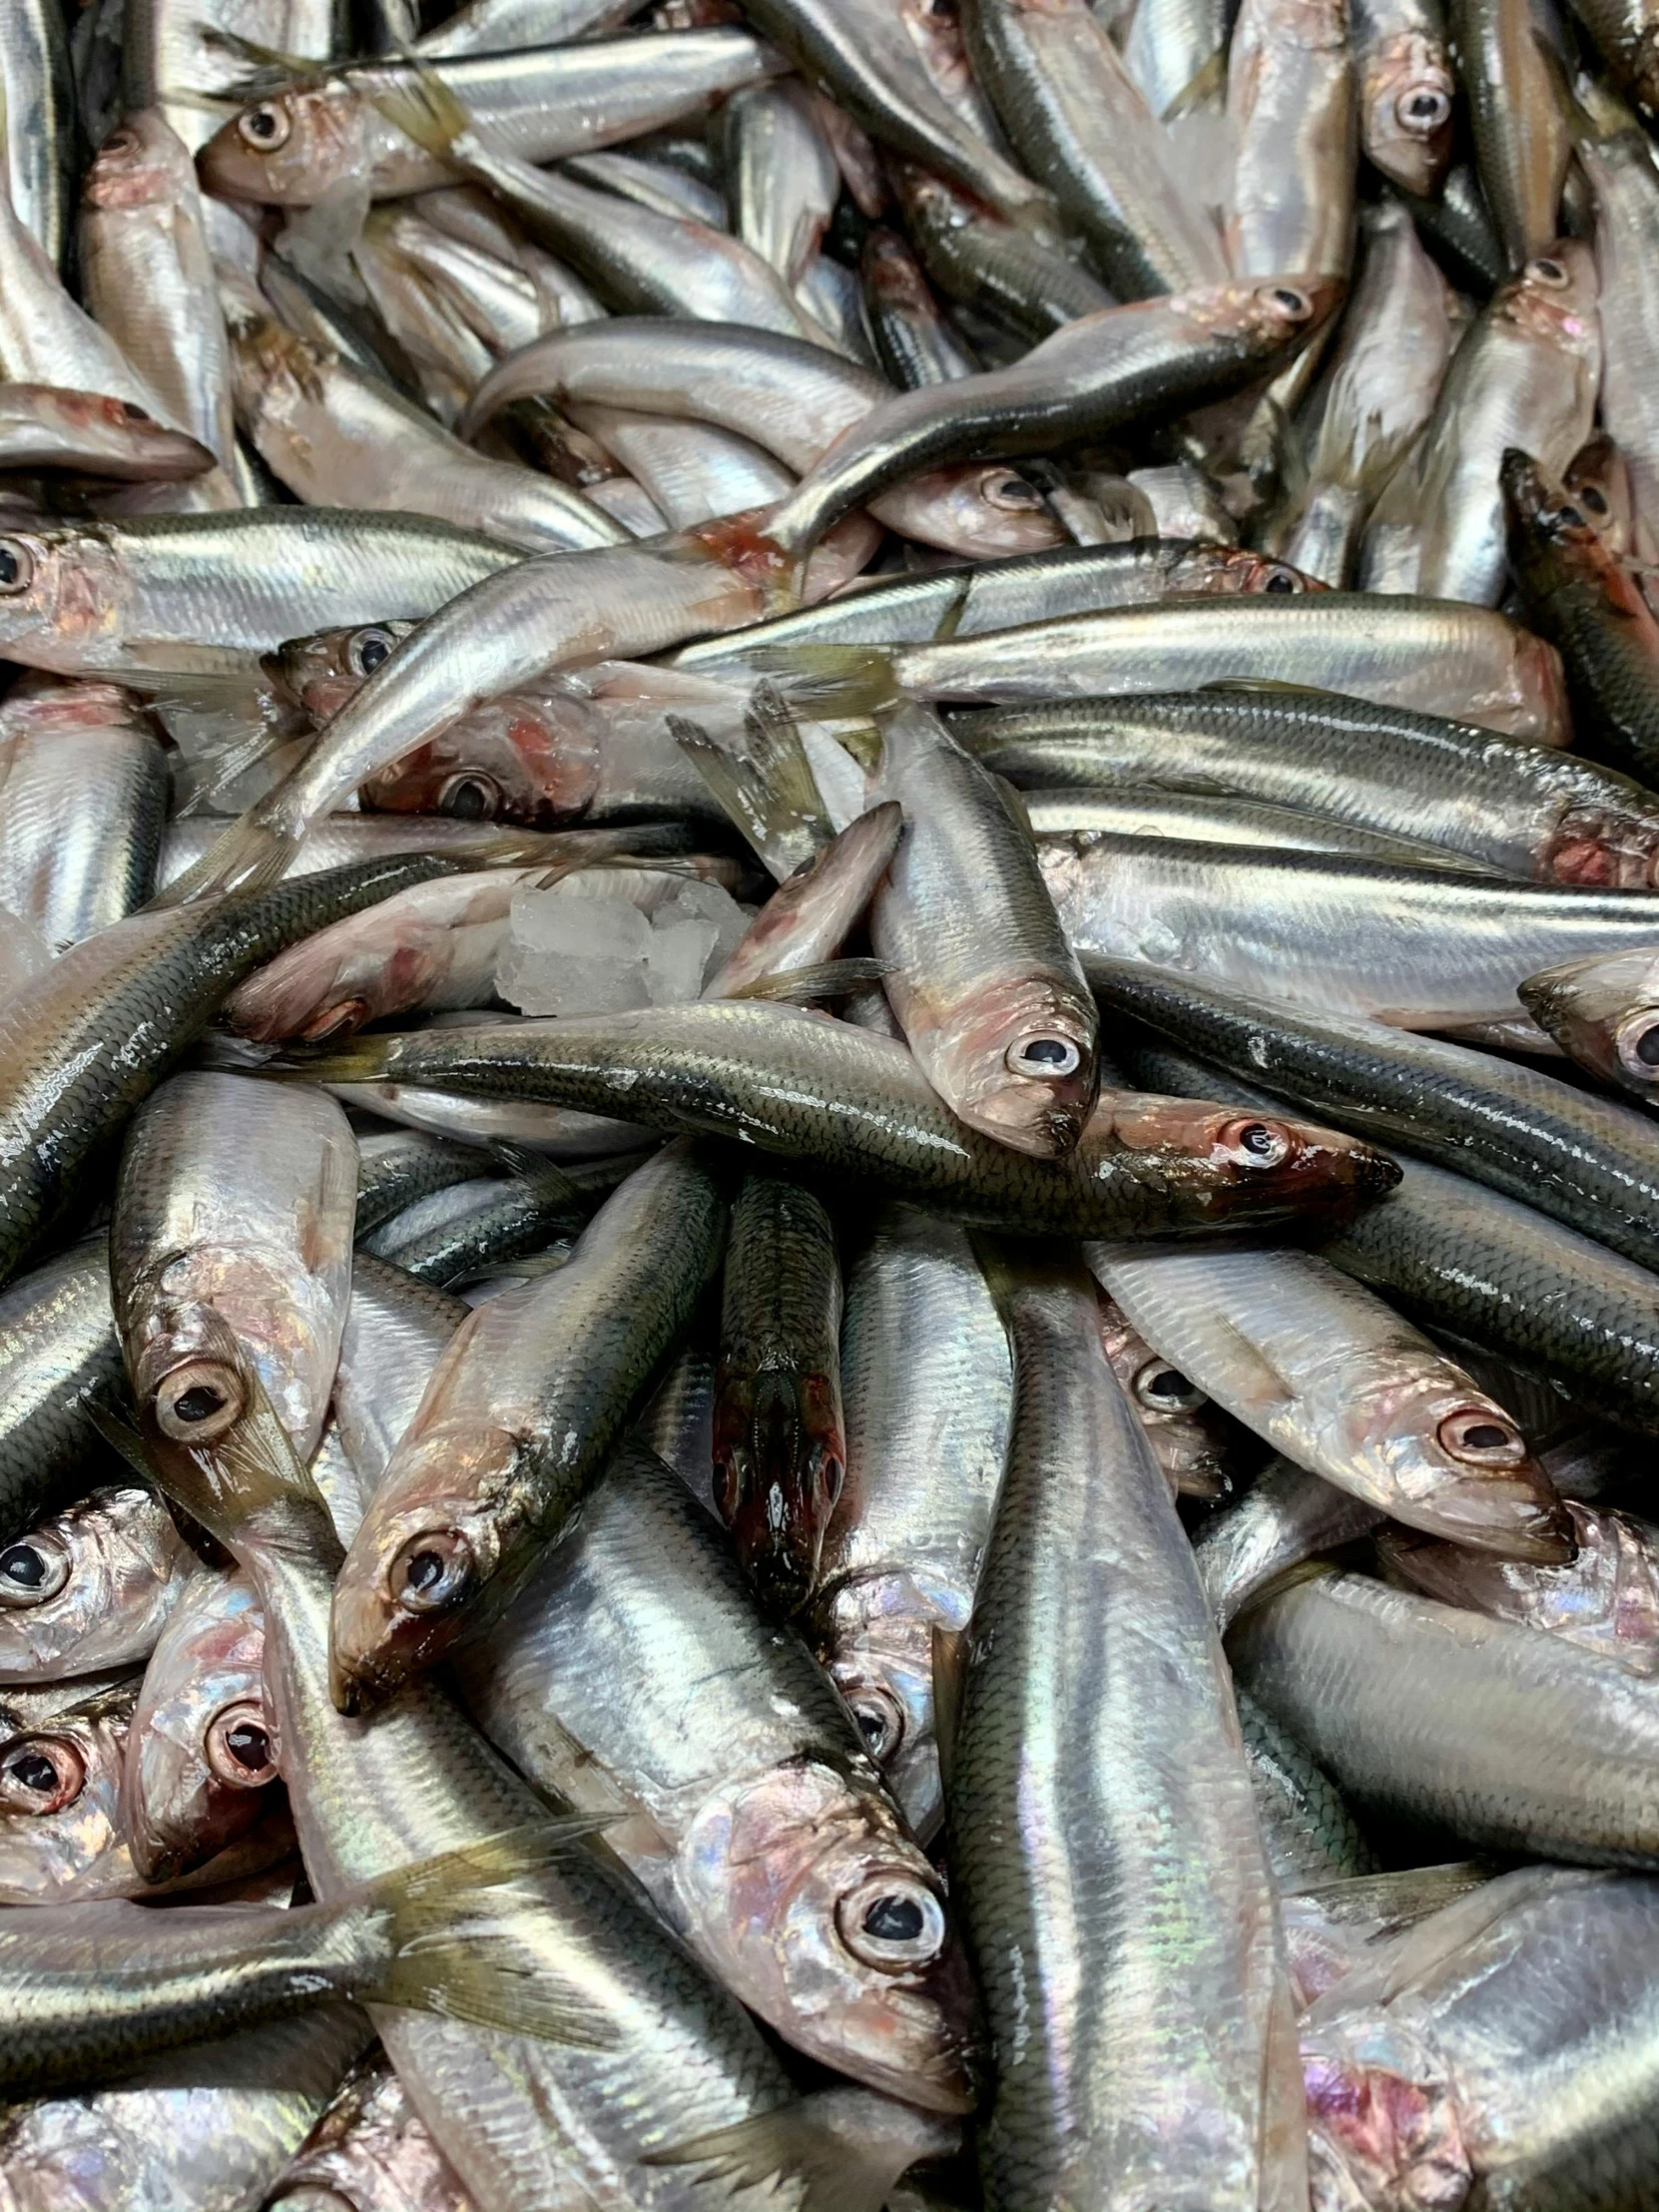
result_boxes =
[148,812,304,907]
[743,645,900,721]
[644,2088,960,2212]
[670,682,832,880]
[360,1819,621,2048]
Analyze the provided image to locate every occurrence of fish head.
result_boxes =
[712,1359,845,1618]
[128,1269,341,1466]
[1096,1294,1236,1498]
[124,1573,279,1884]
[358,689,605,828]
[1518,945,1659,1086]
[1166,544,1327,596]
[1177,273,1344,368]
[0,386,211,481]
[198,84,364,206]
[272,621,416,722]
[1302,2013,1471,2212]
[83,106,196,211]
[681,1761,981,2112]
[1332,1342,1573,1562]
[329,1421,530,1713]
[0,1487,186,1682]
[894,464,1065,560]
[1091,1094,1402,1228]
[1497,243,1600,356]
[932,969,1101,1157]
[0,525,124,667]
[257,2054,470,2212]
[1360,31,1454,196]
[814,1570,952,1844]
[0,1680,135,1903]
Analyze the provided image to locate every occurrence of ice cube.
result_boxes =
[646,916,721,1004]
[496,883,654,1015]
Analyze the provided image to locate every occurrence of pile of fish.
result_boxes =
[8,0,1659,2204]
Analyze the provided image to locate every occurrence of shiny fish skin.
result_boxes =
[1448,0,1570,268]
[0,683,169,943]
[870,591,1570,740]
[331,1254,467,1502]
[0,1241,125,1546]
[1584,128,1659,547]
[111,1072,357,1459]
[713,1167,845,1617]
[949,1250,1306,2211]
[959,687,1659,885]
[1085,1240,1569,1558]
[0,0,74,272]
[1195,1454,1385,1632]
[0,385,211,479]
[458,1436,981,2107]
[161,814,697,886]
[1519,941,1659,1099]
[1226,0,1358,280]
[1231,1567,1659,1865]
[0,1486,192,1683]
[0,854,447,1284]
[1029,790,1485,867]
[280,998,1400,1241]
[861,225,979,390]
[866,704,1101,1157]
[1095,1291,1245,1498]
[963,0,1229,295]
[893,161,1115,345]
[1238,1685,1379,1888]
[705,801,903,999]
[1049,841,1659,1026]
[1351,0,1455,192]
[329,1140,731,1711]
[255,2050,479,2212]
[1085,959,1659,1275]
[0,510,523,681]
[813,1205,1011,1845]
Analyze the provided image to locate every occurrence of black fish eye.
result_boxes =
[863,1894,925,1942]
[0,1545,45,1589]
[173,1383,226,1424]
[438,773,501,822]
[1240,1123,1277,1156]
[350,627,393,676]
[1638,1026,1659,1067]
[404,1549,445,1592]
[1271,286,1309,315]
[0,540,32,594]
[7,1751,57,1795]
[1558,505,1585,529]
[225,1721,271,1771]
[1581,485,1609,514]
[1263,568,1300,592]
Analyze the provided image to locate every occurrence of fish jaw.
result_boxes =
[921,970,1101,1158]
[328,1424,528,1713]
[1090,1092,1404,1229]
[712,1360,845,1618]
[678,1761,983,2113]
[816,1570,955,1845]
[1361,32,1454,196]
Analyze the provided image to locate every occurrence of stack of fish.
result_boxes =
[5,0,1659,2203]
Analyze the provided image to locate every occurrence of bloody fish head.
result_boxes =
[712,1359,846,1618]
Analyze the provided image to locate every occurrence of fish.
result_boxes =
[1361,243,1601,604]
[0,1240,126,1545]
[0,854,450,1283]
[1380,1497,1659,1675]
[1503,443,1659,787]
[893,161,1115,344]
[960,686,1659,885]
[1194,1453,1386,1631]
[1226,0,1358,280]
[1029,790,1487,867]
[861,225,980,389]
[1351,0,1455,192]
[328,1139,731,1710]
[0,384,211,479]
[1448,0,1571,269]
[1582,126,1659,552]
[1238,1685,1379,1888]
[0,1486,194,1682]
[457,1434,982,2105]
[0,0,75,272]
[0,680,170,942]
[1085,1240,1569,1557]
[366,1153,638,1290]
[275,998,1400,1242]
[760,278,1335,576]
[123,1567,279,1886]
[712,1165,845,1616]
[949,1247,1306,2210]
[705,802,904,999]
[1520,941,1659,1097]
[1232,1565,1659,1863]
[1095,1290,1250,1497]
[111,1071,357,1458]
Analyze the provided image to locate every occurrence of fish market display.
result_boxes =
[9,2,1659,2206]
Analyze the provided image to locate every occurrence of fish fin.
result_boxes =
[485,1142,581,1203]
[369,55,480,165]
[1162,46,1227,117]
[1209,1316,1297,1407]
[643,2088,959,2212]
[930,1624,968,1801]
[199,25,329,94]
[361,1818,621,2048]
[743,645,900,719]
[929,570,972,644]
[726,956,889,1003]
[239,1034,400,1084]
[86,1403,158,1488]
[669,682,831,876]
[147,814,303,908]
[1198,677,1339,700]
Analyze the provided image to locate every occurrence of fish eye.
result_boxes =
[1436,1408,1528,1465]
[154,1357,246,1444]
[836,1873,947,1971]
[1133,1360,1206,1414]
[206,1699,278,1788]
[0,539,34,595]
[1259,563,1304,593]
[348,625,395,677]
[821,1453,844,1508]
[981,470,1044,511]
[1580,484,1610,515]
[1006,1033,1083,1079]
[1557,505,1586,528]
[1265,284,1312,319]
[237,103,291,151]
[438,772,502,822]
[390,1528,475,1613]
[0,1736,85,1815]
[103,128,141,156]
[844,1683,905,1764]
[1219,1116,1293,1169]
[1528,257,1568,286]
[0,1535,70,1607]
[1615,1009,1659,1081]
[1397,85,1451,129]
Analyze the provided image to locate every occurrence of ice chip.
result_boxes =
[647,916,722,1004]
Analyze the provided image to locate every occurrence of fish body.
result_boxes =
[0,682,169,942]
[0,1486,192,1683]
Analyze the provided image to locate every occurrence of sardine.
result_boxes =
[1448,0,1571,267]
[0,1486,192,1683]
[1030,790,1486,866]
[1351,0,1454,191]
[1195,1454,1385,1630]
[1520,941,1659,1097]
[0,1240,125,1545]
[1582,127,1659,546]
[0,681,169,942]
[0,0,75,270]
[1096,1290,1252,1497]
[861,225,979,389]
[255,2049,479,2212]
[1226,0,1358,279]
[894,161,1115,344]
[1238,1685,1379,1888]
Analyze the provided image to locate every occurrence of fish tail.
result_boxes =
[251,1033,402,1084]
[744,644,900,719]
[358,1819,621,2049]
[643,2087,960,2211]
[669,681,832,870]
[150,813,304,908]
